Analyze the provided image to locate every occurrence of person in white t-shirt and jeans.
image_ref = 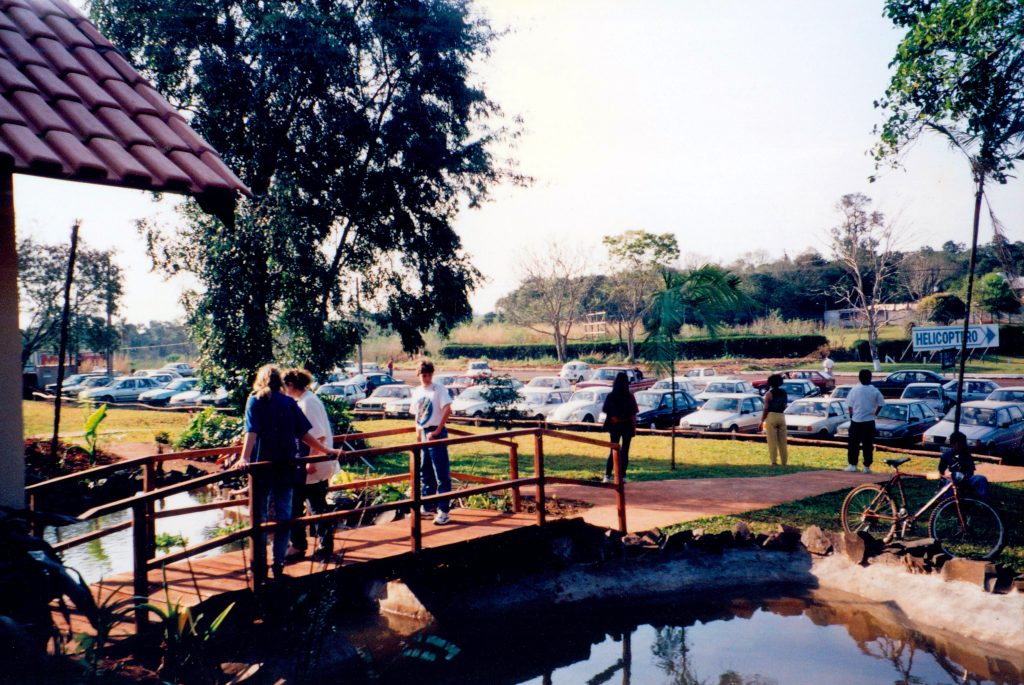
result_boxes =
[822,351,835,379]
[283,368,338,559]
[412,360,454,525]
[845,369,886,474]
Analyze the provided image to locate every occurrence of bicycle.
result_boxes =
[840,456,1005,561]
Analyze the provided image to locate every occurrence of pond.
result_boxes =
[43,490,245,585]
[339,592,1020,685]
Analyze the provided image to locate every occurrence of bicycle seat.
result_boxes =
[885,457,910,468]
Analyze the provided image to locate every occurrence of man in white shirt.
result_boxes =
[412,360,454,525]
[283,368,338,559]
[822,352,835,379]
[845,369,886,474]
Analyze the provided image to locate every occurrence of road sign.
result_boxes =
[911,324,999,352]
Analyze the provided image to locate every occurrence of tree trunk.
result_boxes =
[626,324,635,363]
[953,173,985,434]
[553,328,565,362]
[51,221,80,462]
[867,312,881,372]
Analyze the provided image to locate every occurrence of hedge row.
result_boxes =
[441,335,830,361]
[835,324,1023,362]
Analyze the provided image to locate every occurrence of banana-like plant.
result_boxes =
[83,403,108,465]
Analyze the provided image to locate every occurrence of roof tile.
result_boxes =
[134,113,188,152]
[169,150,232,190]
[70,45,119,81]
[133,81,181,120]
[43,129,106,177]
[21,0,69,17]
[7,5,57,40]
[24,63,77,99]
[64,71,117,108]
[0,54,37,91]
[0,136,16,166]
[102,77,155,115]
[1,121,61,170]
[103,49,140,85]
[9,88,69,132]
[130,143,192,188]
[87,136,152,184]
[29,36,80,75]
[166,115,214,154]
[68,17,115,50]
[94,106,149,145]
[52,98,111,140]
[0,13,16,32]
[199,150,246,189]
[0,94,25,125]
[42,14,90,48]
[0,28,45,67]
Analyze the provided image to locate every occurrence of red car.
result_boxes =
[753,369,835,394]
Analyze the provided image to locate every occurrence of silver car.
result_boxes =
[550,387,612,423]
[680,393,764,433]
[317,382,366,406]
[923,401,1024,456]
[987,386,1024,404]
[80,376,161,403]
[356,384,411,411]
[695,379,756,403]
[942,378,1000,404]
[515,388,572,420]
[900,382,949,414]
[782,398,848,437]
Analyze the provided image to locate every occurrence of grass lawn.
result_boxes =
[22,400,194,445]
[664,480,1024,573]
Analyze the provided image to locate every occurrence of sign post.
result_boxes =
[911,324,999,352]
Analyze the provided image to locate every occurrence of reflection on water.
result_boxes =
[43,491,246,585]
[353,593,1021,685]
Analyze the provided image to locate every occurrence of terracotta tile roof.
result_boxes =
[0,0,249,201]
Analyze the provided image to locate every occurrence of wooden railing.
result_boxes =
[28,426,624,632]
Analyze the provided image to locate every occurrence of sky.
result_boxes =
[17,0,1024,325]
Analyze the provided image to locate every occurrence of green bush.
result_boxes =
[441,335,829,361]
[174,408,244,449]
[321,396,357,435]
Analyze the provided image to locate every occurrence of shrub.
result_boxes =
[174,408,244,449]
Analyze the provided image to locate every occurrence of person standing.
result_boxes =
[759,374,789,466]
[845,369,885,474]
[227,365,340,580]
[822,351,835,379]
[283,368,338,561]
[412,360,454,525]
[387,357,395,378]
[601,372,638,483]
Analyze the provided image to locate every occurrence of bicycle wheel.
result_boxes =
[929,498,1005,561]
[841,484,897,538]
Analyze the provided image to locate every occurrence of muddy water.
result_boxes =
[342,592,1021,685]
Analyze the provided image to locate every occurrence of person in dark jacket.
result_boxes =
[601,372,638,483]
[759,374,788,466]
[939,431,989,499]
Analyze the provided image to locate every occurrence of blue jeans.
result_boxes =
[421,427,451,514]
[253,479,293,567]
[939,474,990,500]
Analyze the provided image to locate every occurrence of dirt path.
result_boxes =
[547,463,1024,533]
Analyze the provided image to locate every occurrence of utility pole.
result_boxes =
[51,221,80,461]
[356,277,363,374]
[105,252,114,375]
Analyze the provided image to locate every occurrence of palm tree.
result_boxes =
[645,265,747,469]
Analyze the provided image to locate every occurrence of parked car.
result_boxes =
[559,361,591,384]
[987,386,1024,404]
[695,379,756,403]
[197,388,230,407]
[467,360,493,379]
[922,401,1024,456]
[356,384,412,411]
[384,395,415,418]
[753,369,835,394]
[433,372,463,394]
[830,384,854,401]
[140,377,199,406]
[450,385,508,418]
[450,374,483,395]
[514,388,573,420]
[66,375,114,397]
[526,375,571,390]
[133,371,179,387]
[350,372,401,395]
[577,366,654,392]
[777,379,822,404]
[45,373,91,394]
[633,389,700,429]
[872,370,946,398]
[316,381,366,406]
[900,382,949,414]
[168,386,228,407]
[80,376,162,403]
[682,367,718,392]
[679,394,765,433]
[650,377,700,395]
[782,398,849,438]
[942,378,1001,404]
[159,363,195,377]
[549,387,612,423]
[837,399,940,445]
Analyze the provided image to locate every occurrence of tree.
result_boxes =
[602,230,680,361]
[93,0,522,389]
[495,243,595,362]
[974,272,1022,316]
[873,0,1023,424]
[826,194,904,371]
[899,247,963,301]
[18,238,123,366]
[916,292,966,325]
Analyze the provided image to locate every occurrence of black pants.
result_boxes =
[290,479,334,552]
[605,426,633,478]
[847,420,875,467]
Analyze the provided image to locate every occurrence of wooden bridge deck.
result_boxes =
[55,508,536,639]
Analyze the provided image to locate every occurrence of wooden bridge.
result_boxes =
[27,426,625,636]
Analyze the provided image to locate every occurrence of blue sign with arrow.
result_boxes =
[911,324,1000,351]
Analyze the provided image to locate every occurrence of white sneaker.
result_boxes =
[863,466,872,474]
[844,465,858,472]
[601,475,612,484]
[433,511,451,526]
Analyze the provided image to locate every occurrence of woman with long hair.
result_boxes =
[230,364,340,580]
[759,373,788,466]
[601,371,638,483]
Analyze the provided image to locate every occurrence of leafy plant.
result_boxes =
[82,403,108,465]
[153,430,172,446]
[479,375,524,428]
[154,532,189,552]
[175,408,244,449]
[75,582,136,678]
[462,492,512,513]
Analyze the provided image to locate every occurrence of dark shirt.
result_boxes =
[244,392,312,464]
[603,391,638,430]
[938,445,976,480]
[765,388,787,413]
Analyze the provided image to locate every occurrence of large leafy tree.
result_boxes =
[92,0,521,386]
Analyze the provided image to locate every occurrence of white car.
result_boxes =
[695,379,756,403]
[550,387,612,423]
[80,376,162,403]
[559,361,591,383]
[987,386,1024,404]
[356,384,411,411]
[139,377,199,406]
[160,363,195,377]
[135,368,182,380]
[384,396,415,418]
[467,360,493,378]
[527,375,571,390]
[450,385,515,417]
[514,388,572,420]
[683,367,718,392]
[650,376,700,395]
[900,382,948,415]
[680,393,764,433]
[781,398,849,438]
[168,386,228,406]
[831,384,854,401]
[317,381,366,406]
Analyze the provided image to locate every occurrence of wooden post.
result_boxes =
[509,443,521,513]
[131,498,150,632]
[0,172,24,508]
[248,472,265,587]
[613,445,627,533]
[410,447,422,553]
[142,460,156,559]
[533,431,545,527]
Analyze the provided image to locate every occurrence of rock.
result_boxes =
[941,558,996,590]
[762,525,801,552]
[550,536,574,563]
[869,551,905,568]
[638,528,665,546]
[838,532,867,564]
[693,533,726,554]
[992,565,1017,595]
[1013,575,1024,593]
[733,522,752,542]
[929,552,950,570]
[903,555,930,574]
[622,533,643,546]
[661,529,694,553]
[691,527,706,539]
[373,509,400,525]
[901,538,939,557]
[800,526,833,556]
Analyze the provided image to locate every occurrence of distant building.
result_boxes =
[823,303,916,328]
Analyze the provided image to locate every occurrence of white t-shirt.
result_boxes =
[846,383,885,423]
[822,357,835,377]
[296,390,337,483]
[412,382,452,431]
